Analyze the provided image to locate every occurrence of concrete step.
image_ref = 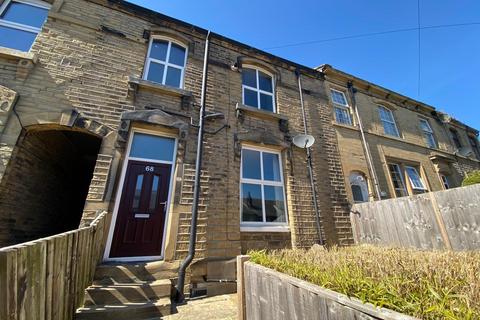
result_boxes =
[84,279,171,306]
[76,297,171,320]
[93,261,179,285]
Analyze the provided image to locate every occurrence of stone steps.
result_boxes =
[84,279,171,305]
[76,261,180,319]
[76,297,171,320]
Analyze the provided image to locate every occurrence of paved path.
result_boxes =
[163,294,237,319]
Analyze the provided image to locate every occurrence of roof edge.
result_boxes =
[318,64,478,134]
[96,0,323,77]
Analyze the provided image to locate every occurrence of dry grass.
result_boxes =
[249,245,480,319]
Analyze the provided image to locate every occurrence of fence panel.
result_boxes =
[240,260,417,320]
[0,212,108,320]
[434,184,480,250]
[351,185,480,250]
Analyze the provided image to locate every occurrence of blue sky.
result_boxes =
[129,0,480,130]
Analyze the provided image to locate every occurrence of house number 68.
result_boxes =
[145,166,154,172]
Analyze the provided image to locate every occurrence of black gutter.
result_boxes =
[174,30,211,302]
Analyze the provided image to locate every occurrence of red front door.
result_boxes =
[110,161,171,258]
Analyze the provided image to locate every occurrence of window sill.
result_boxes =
[0,46,37,63]
[332,121,358,131]
[240,225,290,233]
[236,103,288,121]
[128,76,193,98]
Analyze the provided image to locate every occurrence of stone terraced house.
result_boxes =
[0,0,479,305]
[320,66,480,204]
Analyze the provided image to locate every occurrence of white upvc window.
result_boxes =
[378,106,400,137]
[143,37,187,89]
[0,0,50,52]
[419,119,436,148]
[242,67,276,112]
[330,89,352,125]
[240,146,288,231]
[405,166,427,190]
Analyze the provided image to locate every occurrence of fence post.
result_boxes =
[237,255,250,320]
[428,191,452,250]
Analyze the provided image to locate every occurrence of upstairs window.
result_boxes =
[144,38,187,88]
[330,89,352,125]
[240,147,287,226]
[0,0,50,52]
[405,166,426,191]
[242,68,275,112]
[419,119,436,148]
[468,135,480,159]
[450,129,462,149]
[378,106,400,137]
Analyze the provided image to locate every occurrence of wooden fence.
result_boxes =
[237,256,416,320]
[351,184,480,250]
[0,211,108,320]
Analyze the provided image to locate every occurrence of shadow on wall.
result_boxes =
[0,125,101,247]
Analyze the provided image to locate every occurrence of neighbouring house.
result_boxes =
[0,0,479,299]
[319,65,480,204]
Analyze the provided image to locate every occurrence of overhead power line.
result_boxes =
[263,21,480,50]
[417,0,421,98]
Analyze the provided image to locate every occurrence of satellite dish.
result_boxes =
[293,134,315,148]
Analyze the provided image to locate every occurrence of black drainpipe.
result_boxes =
[346,82,382,200]
[175,30,211,302]
[295,70,324,245]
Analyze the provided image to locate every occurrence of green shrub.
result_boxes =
[462,170,480,187]
[249,246,480,320]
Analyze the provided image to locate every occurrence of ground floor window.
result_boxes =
[388,162,427,197]
[240,146,287,226]
[388,163,408,197]
[349,172,369,203]
[440,175,450,190]
[405,166,426,191]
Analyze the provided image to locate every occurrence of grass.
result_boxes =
[249,245,480,320]
[462,170,480,187]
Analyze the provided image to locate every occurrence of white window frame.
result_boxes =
[0,0,50,51]
[378,106,400,137]
[388,163,408,197]
[241,66,276,113]
[142,36,188,89]
[405,166,427,191]
[419,118,436,148]
[330,89,352,125]
[240,145,288,232]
